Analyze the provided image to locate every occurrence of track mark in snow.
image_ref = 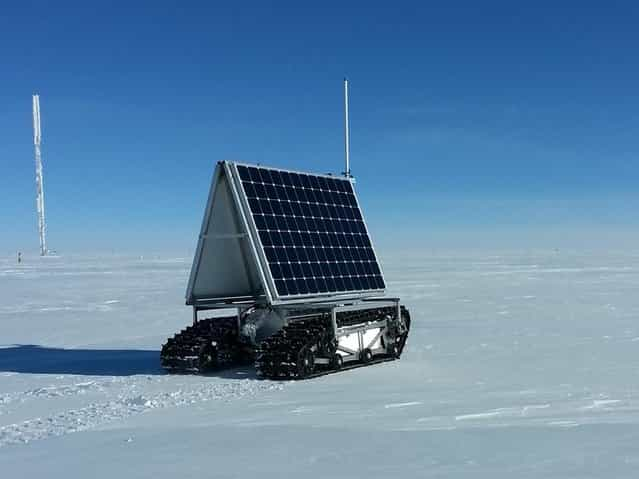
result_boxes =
[0,380,283,447]
[456,404,554,422]
[455,411,503,421]
[581,399,621,410]
[548,420,580,428]
[27,380,99,398]
[522,404,551,415]
[384,401,422,409]
[0,379,118,409]
[290,406,310,414]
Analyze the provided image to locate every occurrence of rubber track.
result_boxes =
[255,307,411,380]
[162,307,411,379]
[255,315,334,379]
[160,316,251,373]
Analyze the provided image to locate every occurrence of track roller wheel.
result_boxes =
[331,353,343,370]
[297,349,315,378]
[388,343,401,358]
[361,348,373,363]
[198,343,217,372]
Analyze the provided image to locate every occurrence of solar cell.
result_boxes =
[235,164,385,298]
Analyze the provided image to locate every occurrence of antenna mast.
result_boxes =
[343,78,351,178]
[32,94,47,256]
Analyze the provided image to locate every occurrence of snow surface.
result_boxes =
[1,252,639,478]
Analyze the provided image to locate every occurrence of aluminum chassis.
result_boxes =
[191,296,404,368]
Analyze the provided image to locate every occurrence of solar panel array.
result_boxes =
[236,164,385,298]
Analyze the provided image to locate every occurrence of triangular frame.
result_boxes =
[186,162,268,306]
[187,161,386,308]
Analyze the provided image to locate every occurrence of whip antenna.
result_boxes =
[343,78,351,178]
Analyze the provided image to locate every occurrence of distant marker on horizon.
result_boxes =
[32,94,47,256]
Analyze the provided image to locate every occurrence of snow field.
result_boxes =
[1,251,639,477]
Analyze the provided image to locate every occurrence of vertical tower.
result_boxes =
[32,94,47,256]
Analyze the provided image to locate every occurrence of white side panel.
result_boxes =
[363,328,382,349]
[338,333,360,355]
[186,164,262,304]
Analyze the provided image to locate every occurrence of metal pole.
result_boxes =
[343,78,350,178]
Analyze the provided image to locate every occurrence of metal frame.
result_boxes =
[230,161,354,183]
[192,295,398,317]
[190,295,402,366]
[332,298,401,363]
[186,161,274,310]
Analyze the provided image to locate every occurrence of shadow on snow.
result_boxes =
[0,344,260,378]
[0,345,258,379]
[0,344,164,376]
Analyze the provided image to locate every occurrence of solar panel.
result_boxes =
[234,163,385,299]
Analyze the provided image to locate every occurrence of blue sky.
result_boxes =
[1,1,638,255]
